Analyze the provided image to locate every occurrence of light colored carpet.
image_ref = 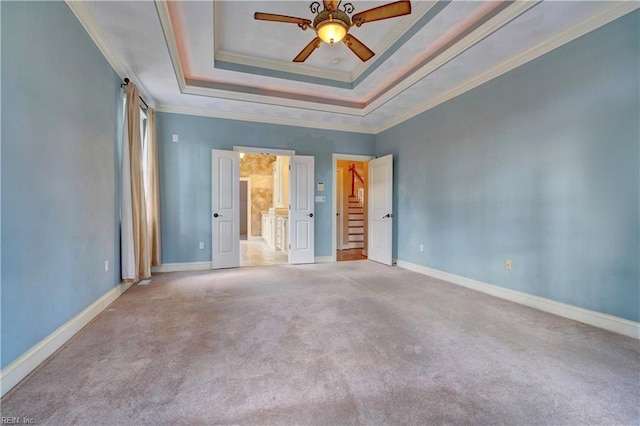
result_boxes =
[2,261,639,424]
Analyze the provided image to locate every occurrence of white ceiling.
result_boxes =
[70,1,638,134]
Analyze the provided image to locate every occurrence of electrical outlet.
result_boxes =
[419,244,424,252]
[104,260,109,272]
[505,259,512,271]
[199,242,205,250]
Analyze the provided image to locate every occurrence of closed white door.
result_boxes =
[211,149,240,269]
[368,154,393,265]
[289,155,315,264]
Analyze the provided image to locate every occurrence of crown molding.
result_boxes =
[180,84,366,116]
[215,51,353,84]
[155,104,375,135]
[160,0,536,118]
[158,0,363,113]
[68,0,638,136]
[159,0,450,111]
[157,1,639,137]
[373,1,640,134]
[350,0,438,81]
[362,0,539,117]
[65,0,156,106]
[155,0,187,93]
[65,1,126,78]
[210,1,435,85]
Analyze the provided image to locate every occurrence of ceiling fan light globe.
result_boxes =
[317,21,347,44]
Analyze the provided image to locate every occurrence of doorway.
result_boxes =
[238,152,289,267]
[212,147,316,269]
[332,154,374,262]
[240,177,250,240]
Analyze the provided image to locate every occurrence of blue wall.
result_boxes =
[376,11,640,322]
[156,112,375,262]
[0,3,636,376]
[1,2,121,368]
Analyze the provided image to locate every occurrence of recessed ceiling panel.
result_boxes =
[76,0,638,133]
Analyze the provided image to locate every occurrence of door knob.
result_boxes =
[308,213,314,218]
[383,213,393,218]
[213,213,219,218]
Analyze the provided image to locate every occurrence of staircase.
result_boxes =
[347,195,364,248]
[347,163,365,249]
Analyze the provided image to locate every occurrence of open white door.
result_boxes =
[368,154,393,265]
[289,155,315,264]
[336,167,344,251]
[211,149,240,269]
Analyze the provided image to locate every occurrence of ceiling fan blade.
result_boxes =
[351,1,411,26]
[254,12,312,27]
[293,37,321,62]
[343,34,375,62]
[323,0,339,11]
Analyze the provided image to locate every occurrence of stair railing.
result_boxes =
[348,163,365,207]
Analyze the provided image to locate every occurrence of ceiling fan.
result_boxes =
[254,0,411,63]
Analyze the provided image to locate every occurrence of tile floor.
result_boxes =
[240,238,288,267]
[240,239,367,266]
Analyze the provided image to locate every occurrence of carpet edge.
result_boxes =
[396,259,640,340]
[0,280,135,397]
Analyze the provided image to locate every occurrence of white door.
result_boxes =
[289,155,315,264]
[368,154,393,265]
[211,149,240,269]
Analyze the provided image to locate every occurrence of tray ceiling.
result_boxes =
[70,1,638,133]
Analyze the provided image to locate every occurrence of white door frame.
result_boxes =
[240,177,252,238]
[336,167,344,250]
[232,146,297,262]
[234,146,295,156]
[332,153,374,262]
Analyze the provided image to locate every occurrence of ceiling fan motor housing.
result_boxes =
[313,9,351,44]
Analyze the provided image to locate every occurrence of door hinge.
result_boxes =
[289,244,291,249]
[288,165,291,170]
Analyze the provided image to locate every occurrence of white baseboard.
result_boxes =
[314,256,334,263]
[152,262,212,273]
[396,260,640,340]
[0,280,135,397]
